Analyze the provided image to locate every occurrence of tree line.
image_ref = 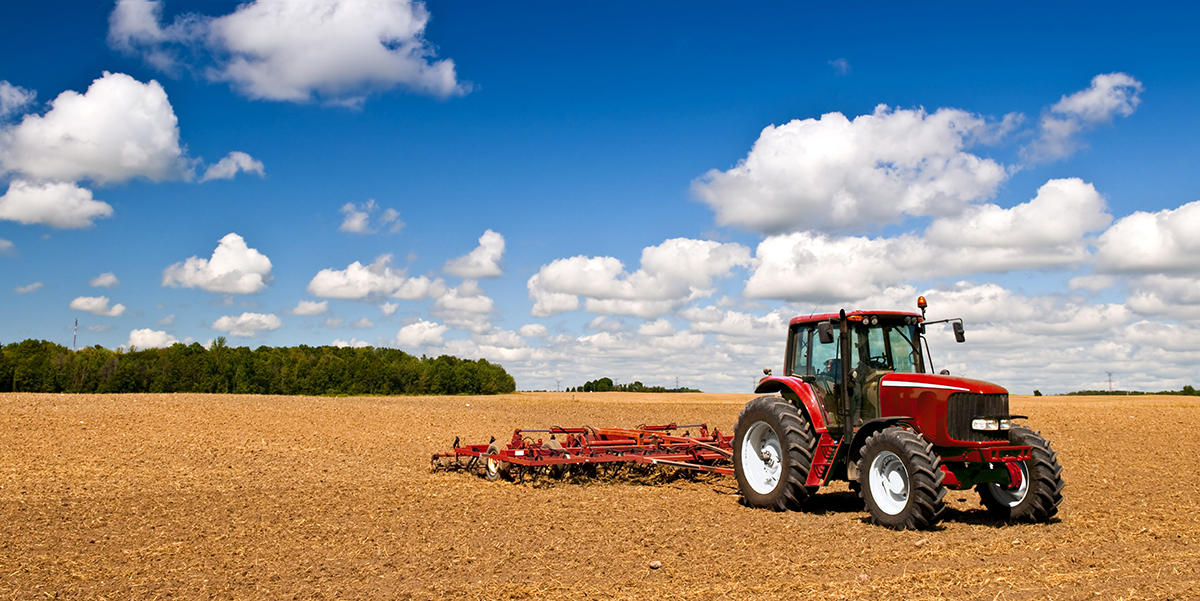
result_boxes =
[568,377,700,393]
[0,338,516,396]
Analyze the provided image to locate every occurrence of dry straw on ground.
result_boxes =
[2,392,1197,599]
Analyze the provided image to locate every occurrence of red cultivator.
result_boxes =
[431,423,734,481]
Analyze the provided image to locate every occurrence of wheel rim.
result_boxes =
[486,455,499,478]
[868,450,910,515]
[987,462,1030,507]
[741,421,783,495]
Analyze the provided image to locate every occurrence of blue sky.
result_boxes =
[2,1,1199,393]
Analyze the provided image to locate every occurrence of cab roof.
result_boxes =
[788,310,921,327]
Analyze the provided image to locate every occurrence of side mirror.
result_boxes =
[817,322,834,344]
[953,321,965,343]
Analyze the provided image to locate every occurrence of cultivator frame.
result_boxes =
[432,423,735,479]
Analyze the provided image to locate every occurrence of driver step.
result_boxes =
[806,435,841,487]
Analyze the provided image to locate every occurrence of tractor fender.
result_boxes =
[847,417,916,465]
[754,376,828,433]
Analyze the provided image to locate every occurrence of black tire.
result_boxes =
[733,395,816,511]
[484,442,510,482]
[544,439,566,479]
[977,426,1064,522]
[857,427,946,530]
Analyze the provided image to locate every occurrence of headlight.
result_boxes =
[971,418,1000,431]
[999,418,1012,430]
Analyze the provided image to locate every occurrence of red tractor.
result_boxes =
[736,297,1064,529]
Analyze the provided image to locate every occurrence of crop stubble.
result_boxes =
[1,392,1197,600]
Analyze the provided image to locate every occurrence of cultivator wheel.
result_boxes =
[857,426,946,531]
[977,426,1064,522]
[484,442,510,482]
[732,395,816,511]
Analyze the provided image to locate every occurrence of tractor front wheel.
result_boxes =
[977,426,1064,522]
[733,395,815,511]
[857,427,946,530]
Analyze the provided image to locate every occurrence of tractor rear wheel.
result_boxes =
[977,426,1064,522]
[484,442,510,482]
[733,395,816,511]
[857,427,945,530]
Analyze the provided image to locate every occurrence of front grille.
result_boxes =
[947,393,1010,442]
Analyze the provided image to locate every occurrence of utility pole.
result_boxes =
[556,379,561,393]
[1106,372,1114,392]
[73,319,77,352]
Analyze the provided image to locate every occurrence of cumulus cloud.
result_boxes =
[379,302,399,316]
[0,81,36,120]
[128,328,178,349]
[1094,200,1200,274]
[395,319,447,348]
[338,199,403,234]
[692,105,1014,233]
[828,58,850,76]
[212,312,282,337]
[15,282,43,294]
[287,300,328,315]
[332,338,371,348]
[0,72,188,184]
[70,295,126,317]
[528,238,753,318]
[433,280,495,333]
[351,317,374,329]
[0,238,13,256]
[0,180,113,228]
[519,323,549,338]
[200,151,265,182]
[90,272,120,288]
[307,253,442,300]
[746,179,1112,301]
[109,0,470,106]
[163,233,273,294]
[158,314,175,326]
[1022,73,1143,163]
[445,230,505,278]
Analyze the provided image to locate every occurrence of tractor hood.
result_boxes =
[879,372,1007,395]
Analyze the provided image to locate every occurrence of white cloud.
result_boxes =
[1094,200,1200,274]
[163,233,273,294]
[15,282,43,294]
[287,300,329,315]
[332,338,371,348]
[828,58,850,76]
[158,314,175,326]
[433,280,495,333]
[518,323,549,338]
[325,317,344,329]
[336,199,403,234]
[200,151,265,182]
[0,72,188,184]
[0,81,36,120]
[0,238,13,256]
[379,302,399,316]
[70,295,126,317]
[691,105,1012,233]
[746,179,1112,302]
[0,180,113,228]
[128,328,178,349]
[395,319,447,348]
[110,0,470,106]
[89,272,120,288]
[1023,73,1143,163]
[637,319,676,337]
[212,312,282,337]
[307,253,441,299]
[351,317,375,329]
[444,229,505,278]
[528,238,752,317]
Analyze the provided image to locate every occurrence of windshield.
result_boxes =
[853,321,922,374]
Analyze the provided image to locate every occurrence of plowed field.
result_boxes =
[2,392,1197,600]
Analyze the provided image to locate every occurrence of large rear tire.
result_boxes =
[857,427,945,530]
[977,426,1064,522]
[733,395,816,511]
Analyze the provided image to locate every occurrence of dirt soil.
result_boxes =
[1,392,1197,600]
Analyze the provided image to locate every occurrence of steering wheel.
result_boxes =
[868,355,889,369]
